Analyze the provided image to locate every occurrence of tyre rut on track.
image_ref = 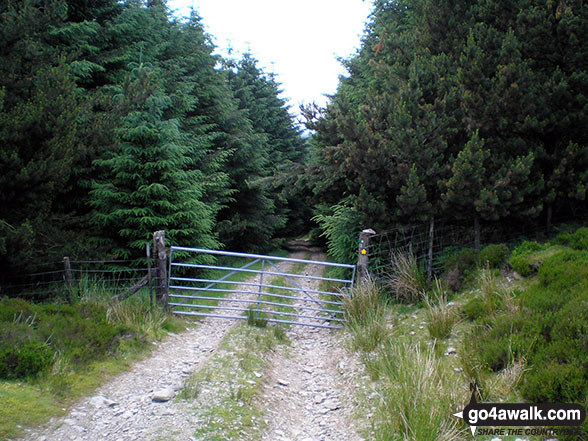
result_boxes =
[16,251,364,441]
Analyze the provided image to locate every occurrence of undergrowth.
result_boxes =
[0,285,185,440]
[344,278,391,352]
[345,224,588,441]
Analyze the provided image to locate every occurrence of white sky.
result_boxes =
[167,0,373,118]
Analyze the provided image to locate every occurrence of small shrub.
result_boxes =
[508,240,562,276]
[509,241,549,276]
[444,247,477,274]
[0,342,54,380]
[536,249,588,293]
[479,244,510,268]
[553,226,588,250]
[461,297,487,321]
[442,247,478,291]
[0,297,33,322]
[521,360,586,403]
[468,314,536,372]
[511,240,547,258]
[35,303,123,365]
[509,255,534,276]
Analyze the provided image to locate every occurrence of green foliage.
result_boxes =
[312,199,363,263]
[0,297,125,379]
[509,240,561,277]
[511,240,547,257]
[0,1,308,275]
[344,279,391,352]
[464,245,588,404]
[443,247,477,274]
[305,0,588,255]
[0,343,53,380]
[461,297,487,321]
[442,247,478,290]
[90,63,219,259]
[478,243,510,268]
[535,249,588,294]
[553,227,588,250]
[508,255,534,277]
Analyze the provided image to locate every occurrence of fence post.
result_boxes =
[427,217,435,284]
[63,256,73,303]
[357,228,376,283]
[153,230,169,311]
[146,242,153,307]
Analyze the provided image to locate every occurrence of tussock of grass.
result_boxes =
[461,269,521,321]
[371,342,468,441]
[425,295,459,340]
[423,278,459,340]
[344,279,391,352]
[386,249,427,303]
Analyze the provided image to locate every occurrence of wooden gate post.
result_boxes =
[357,228,376,283]
[153,230,169,311]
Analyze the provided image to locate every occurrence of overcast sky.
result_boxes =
[166,0,373,117]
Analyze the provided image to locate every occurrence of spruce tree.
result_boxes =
[91,64,217,259]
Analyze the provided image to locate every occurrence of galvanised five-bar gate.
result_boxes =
[167,247,356,329]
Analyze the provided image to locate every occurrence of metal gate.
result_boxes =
[167,247,356,329]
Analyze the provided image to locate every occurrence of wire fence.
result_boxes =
[0,259,153,301]
[365,219,578,282]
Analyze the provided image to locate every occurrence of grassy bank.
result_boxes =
[344,225,588,441]
[0,288,186,440]
[0,248,292,439]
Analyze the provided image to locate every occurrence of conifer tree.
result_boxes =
[90,64,217,259]
[442,131,490,250]
[220,54,308,250]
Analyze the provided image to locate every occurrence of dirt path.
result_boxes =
[258,251,363,441]
[16,252,364,441]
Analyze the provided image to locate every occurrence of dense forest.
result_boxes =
[306,0,588,260]
[0,0,309,276]
[1,0,587,277]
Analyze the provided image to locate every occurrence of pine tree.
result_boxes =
[0,0,94,271]
[442,131,491,249]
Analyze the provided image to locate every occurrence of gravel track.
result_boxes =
[258,251,363,441]
[16,252,364,441]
